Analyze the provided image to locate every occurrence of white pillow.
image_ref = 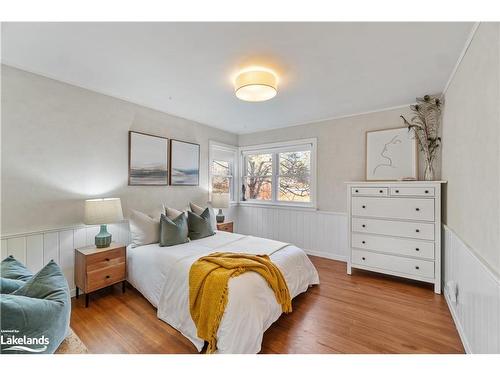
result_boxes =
[129,209,160,248]
[161,204,185,220]
[189,202,217,231]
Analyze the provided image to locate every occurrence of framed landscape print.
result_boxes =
[170,139,200,186]
[129,131,169,185]
[365,127,418,181]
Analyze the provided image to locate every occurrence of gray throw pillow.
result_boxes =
[0,277,26,294]
[189,202,216,232]
[188,208,215,240]
[2,260,71,354]
[159,213,189,247]
[1,255,33,281]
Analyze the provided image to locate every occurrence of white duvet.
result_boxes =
[127,231,319,353]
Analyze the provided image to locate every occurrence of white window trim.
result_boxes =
[239,138,317,209]
[208,140,239,204]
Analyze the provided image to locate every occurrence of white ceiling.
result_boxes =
[1,22,473,134]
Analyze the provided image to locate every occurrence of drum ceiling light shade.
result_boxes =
[234,69,278,102]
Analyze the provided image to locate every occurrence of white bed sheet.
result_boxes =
[127,231,319,353]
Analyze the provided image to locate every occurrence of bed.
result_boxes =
[126,230,319,353]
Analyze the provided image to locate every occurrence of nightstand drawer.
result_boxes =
[217,222,233,233]
[86,263,126,292]
[87,248,126,272]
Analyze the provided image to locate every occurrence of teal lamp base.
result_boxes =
[95,224,112,248]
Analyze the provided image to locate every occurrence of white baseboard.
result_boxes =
[444,288,472,354]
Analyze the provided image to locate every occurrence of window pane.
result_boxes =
[244,177,272,200]
[212,160,231,176]
[279,150,311,176]
[279,176,311,202]
[212,176,231,195]
[245,153,272,177]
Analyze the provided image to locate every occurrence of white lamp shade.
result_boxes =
[211,193,230,209]
[84,198,124,225]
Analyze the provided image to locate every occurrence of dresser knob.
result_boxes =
[362,205,366,209]
[415,248,420,251]
[362,241,366,244]
[355,189,359,193]
[379,190,383,193]
[362,257,366,261]
[106,275,110,279]
[395,190,399,193]
[415,208,420,211]
[415,266,420,270]
[425,190,429,194]
[416,229,420,233]
[362,224,366,228]
[105,258,110,261]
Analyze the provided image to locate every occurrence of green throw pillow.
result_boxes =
[160,213,189,247]
[1,260,71,354]
[0,277,26,294]
[1,255,33,281]
[188,208,215,240]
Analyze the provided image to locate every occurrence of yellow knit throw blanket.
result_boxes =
[189,252,292,353]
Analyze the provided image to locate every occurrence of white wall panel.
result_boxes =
[1,222,130,296]
[443,225,500,353]
[43,232,59,264]
[7,237,26,264]
[236,206,348,261]
[26,234,44,273]
[59,230,75,289]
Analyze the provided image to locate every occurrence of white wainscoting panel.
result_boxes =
[0,222,131,296]
[237,205,348,261]
[443,225,500,353]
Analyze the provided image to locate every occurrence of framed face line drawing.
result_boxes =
[365,127,418,181]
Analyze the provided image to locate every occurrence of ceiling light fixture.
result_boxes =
[234,68,278,102]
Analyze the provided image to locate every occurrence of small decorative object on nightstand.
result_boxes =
[211,192,230,223]
[216,221,234,233]
[84,198,124,248]
[74,243,126,307]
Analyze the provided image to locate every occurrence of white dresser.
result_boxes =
[346,181,446,293]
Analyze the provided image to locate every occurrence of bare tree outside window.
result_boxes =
[244,153,273,200]
[211,160,232,197]
[278,151,311,202]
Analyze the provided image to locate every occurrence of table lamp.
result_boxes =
[211,193,229,223]
[84,198,124,248]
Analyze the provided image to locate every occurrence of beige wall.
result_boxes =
[238,106,426,213]
[441,23,500,274]
[1,66,238,235]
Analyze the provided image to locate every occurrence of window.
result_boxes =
[209,142,237,201]
[241,139,316,207]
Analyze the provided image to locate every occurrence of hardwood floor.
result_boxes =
[70,256,464,354]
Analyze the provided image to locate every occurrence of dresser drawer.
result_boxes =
[390,187,435,197]
[352,217,435,240]
[351,187,388,196]
[352,249,435,279]
[352,233,435,259]
[352,196,435,221]
[86,263,126,292]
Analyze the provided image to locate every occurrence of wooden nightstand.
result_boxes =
[216,221,234,233]
[74,242,126,307]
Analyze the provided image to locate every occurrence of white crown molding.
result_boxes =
[237,103,414,135]
[441,22,481,97]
